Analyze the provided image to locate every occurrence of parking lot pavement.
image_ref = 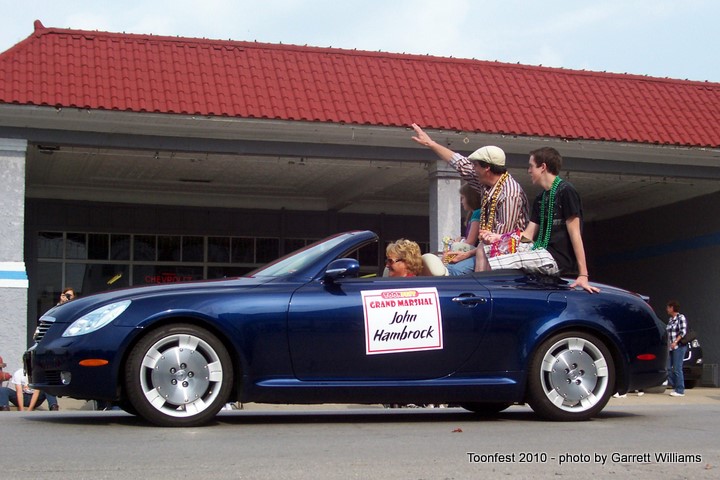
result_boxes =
[608,387,720,405]
[48,387,718,411]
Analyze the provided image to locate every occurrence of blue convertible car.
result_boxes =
[26,231,667,426]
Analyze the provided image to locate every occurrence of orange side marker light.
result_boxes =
[79,359,109,367]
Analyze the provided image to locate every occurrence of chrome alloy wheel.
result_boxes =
[538,336,610,412]
[139,333,224,418]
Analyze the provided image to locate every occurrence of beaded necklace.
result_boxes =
[533,176,562,250]
[479,172,509,230]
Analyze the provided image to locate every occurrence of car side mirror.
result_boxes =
[323,258,360,283]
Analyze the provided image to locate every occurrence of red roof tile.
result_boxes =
[1,20,719,148]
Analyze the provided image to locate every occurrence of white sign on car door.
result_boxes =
[361,287,443,355]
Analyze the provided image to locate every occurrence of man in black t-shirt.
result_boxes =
[529,179,582,274]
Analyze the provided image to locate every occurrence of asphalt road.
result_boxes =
[3,389,719,479]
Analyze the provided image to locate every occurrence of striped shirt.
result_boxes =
[449,153,529,234]
[667,313,688,346]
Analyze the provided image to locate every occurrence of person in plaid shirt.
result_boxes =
[666,300,689,396]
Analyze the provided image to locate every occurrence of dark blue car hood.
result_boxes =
[42,275,274,324]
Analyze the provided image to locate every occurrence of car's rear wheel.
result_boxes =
[124,323,233,427]
[527,331,614,421]
[460,402,511,416]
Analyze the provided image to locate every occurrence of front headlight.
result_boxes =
[62,300,132,337]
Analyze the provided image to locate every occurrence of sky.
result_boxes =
[1,0,718,83]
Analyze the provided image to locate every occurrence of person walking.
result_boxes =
[666,300,688,397]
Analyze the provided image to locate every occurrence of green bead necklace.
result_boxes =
[533,176,562,250]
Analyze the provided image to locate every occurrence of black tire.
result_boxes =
[117,399,138,416]
[527,331,614,421]
[124,323,233,427]
[685,379,698,389]
[460,403,511,416]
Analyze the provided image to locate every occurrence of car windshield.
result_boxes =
[249,233,352,278]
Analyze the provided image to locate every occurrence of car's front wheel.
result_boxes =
[527,331,614,421]
[124,323,233,427]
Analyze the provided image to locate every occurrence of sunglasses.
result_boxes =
[385,258,405,266]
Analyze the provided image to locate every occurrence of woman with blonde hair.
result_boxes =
[385,239,423,277]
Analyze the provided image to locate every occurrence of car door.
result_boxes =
[287,275,491,380]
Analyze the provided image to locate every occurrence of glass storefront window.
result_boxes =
[134,235,156,261]
[207,237,230,263]
[110,234,131,260]
[207,266,254,279]
[34,262,62,316]
[37,231,288,300]
[256,238,279,263]
[103,265,130,289]
[284,238,307,255]
[231,238,254,263]
[66,263,130,295]
[158,236,181,262]
[66,233,88,259]
[182,236,204,262]
[88,233,109,260]
[65,263,87,294]
[38,232,64,258]
[133,265,203,286]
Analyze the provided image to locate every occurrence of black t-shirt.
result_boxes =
[530,181,583,274]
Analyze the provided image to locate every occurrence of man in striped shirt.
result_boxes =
[411,124,529,274]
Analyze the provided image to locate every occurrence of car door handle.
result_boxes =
[451,295,487,306]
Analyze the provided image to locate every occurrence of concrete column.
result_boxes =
[0,138,28,373]
[427,160,461,252]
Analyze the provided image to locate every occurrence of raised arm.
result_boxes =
[411,123,456,163]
